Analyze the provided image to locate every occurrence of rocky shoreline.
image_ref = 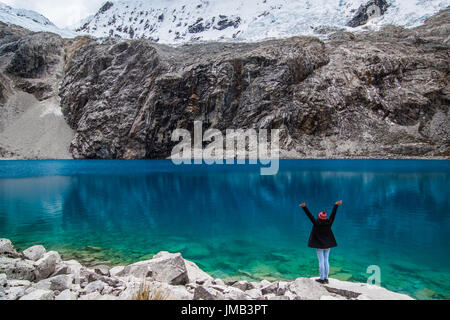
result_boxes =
[0,239,413,300]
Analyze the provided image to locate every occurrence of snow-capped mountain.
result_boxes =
[0,2,78,38]
[78,0,450,43]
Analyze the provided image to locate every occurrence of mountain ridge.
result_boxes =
[0,1,78,38]
[76,0,450,43]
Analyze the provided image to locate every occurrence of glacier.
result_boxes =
[0,0,449,42]
[0,2,78,38]
[77,0,450,43]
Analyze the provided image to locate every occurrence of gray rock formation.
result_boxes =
[347,0,389,28]
[22,245,46,262]
[0,23,73,159]
[0,239,19,258]
[0,239,415,300]
[0,9,449,160]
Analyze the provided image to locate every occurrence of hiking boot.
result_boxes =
[315,279,326,284]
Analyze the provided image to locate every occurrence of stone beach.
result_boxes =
[0,239,413,300]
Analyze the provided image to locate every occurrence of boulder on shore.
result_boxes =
[0,239,19,258]
[22,245,46,262]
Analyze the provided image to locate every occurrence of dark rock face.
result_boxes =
[6,32,64,79]
[347,0,389,28]
[98,1,114,15]
[61,37,329,158]
[215,15,241,31]
[0,22,29,46]
[59,9,449,159]
[0,30,65,102]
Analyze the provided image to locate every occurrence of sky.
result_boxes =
[1,0,106,28]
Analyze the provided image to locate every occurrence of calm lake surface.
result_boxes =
[0,160,449,299]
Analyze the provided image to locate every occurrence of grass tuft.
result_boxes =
[132,281,171,300]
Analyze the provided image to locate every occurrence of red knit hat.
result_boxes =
[318,211,328,220]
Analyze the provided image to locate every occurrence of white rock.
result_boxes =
[232,280,254,291]
[210,285,227,292]
[79,292,102,300]
[7,279,31,288]
[0,239,19,258]
[223,287,251,300]
[103,285,115,295]
[193,285,225,300]
[213,279,225,286]
[246,288,263,299]
[150,252,189,285]
[33,275,73,292]
[64,260,83,275]
[326,278,413,300]
[5,286,26,300]
[261,281,279,295]
[94,265,110,276]
[118,262,152,279]
[84,280,105,294]
[277,281,289,296]
[288,278,330,300]
[22,245,46,261]
[119,252,189,285]
[167,285,193,300]
[55,289,78,300]
[48,275,74,291]
[148,282,193,300]
[284,290,298,300]
[118,280,141,300]
[34,251,61,281]
[184,259,212,283]
[0,273,8,288]
[259,280,271,287]
[20,289,54,300]
[8,259,35,281]
[109,266,125,277]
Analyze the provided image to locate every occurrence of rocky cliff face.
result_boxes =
[0,10,449,160]
[0,22,73,159]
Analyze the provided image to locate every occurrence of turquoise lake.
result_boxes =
[0,160,449,299]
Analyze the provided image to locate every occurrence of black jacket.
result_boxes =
[302,205,339,249]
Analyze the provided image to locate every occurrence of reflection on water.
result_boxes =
[0,160,449,299]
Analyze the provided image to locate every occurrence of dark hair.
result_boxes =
[317,218,330,225]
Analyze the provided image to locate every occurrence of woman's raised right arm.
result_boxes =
[299,203,316,224]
